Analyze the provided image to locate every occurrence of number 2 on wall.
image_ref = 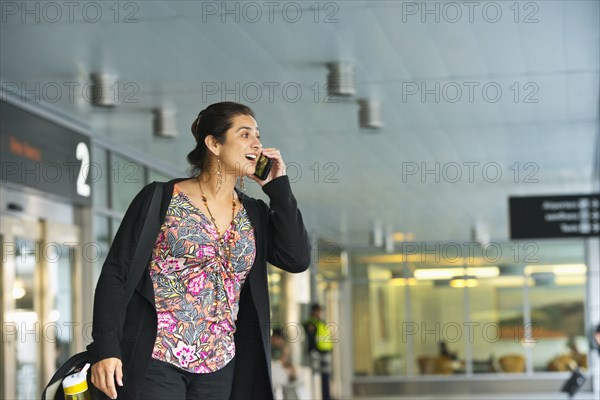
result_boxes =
[76,142,91,197]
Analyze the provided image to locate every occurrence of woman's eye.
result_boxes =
[242,133,249,138]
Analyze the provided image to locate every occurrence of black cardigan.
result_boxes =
[87,176,310,399]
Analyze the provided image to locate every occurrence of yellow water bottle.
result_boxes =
[62,363,91,400]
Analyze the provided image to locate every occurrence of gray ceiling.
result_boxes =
[1,0,599,247]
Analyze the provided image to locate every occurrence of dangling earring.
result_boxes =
[238,176,246,192]
[216,158,223,192]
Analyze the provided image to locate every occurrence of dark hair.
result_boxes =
[310,304,322,313]
[272,327,284,337]
[187,102,255,177]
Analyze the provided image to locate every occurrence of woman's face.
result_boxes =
[217,114,262,177]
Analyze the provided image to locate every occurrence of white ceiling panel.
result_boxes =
[1,0,598,247]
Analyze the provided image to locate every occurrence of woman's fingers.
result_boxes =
[246,147,286,186]
[115,362,124,387]
[91,358,122,399]
[261,148,286,178]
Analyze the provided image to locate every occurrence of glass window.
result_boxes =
[268,264,283,323]
[91,146,109,208]
[351,241,589,385]
[93,216,110,283]
[46,243,74,368]
[469,267,526,374]
[110,218,121,242]
[148,169,171,184]
[111,154,144,213]
[13,237,39,399]
[527,264,588,372]
[352,282,371,376]
[410,277,465,376]
[352,264,409,377]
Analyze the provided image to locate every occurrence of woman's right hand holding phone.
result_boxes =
[250,147,286,187]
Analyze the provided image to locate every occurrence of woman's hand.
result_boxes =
[248,147,286,187]
[91,357,123,399]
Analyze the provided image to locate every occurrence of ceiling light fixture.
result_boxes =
[153,108,178,138]
[326,61,355,96]
[90,72,119,107]
[414,266,499,280]
[358,99,383,129]
[449,275,479,288]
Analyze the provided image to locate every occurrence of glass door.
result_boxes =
[1,214,80,399]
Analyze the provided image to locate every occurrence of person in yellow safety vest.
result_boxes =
[305,316,333,353]
[303,304,332,400]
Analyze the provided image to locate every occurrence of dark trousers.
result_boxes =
[320,371,331,400]
[310,351,332,400]
[138,357,235,400]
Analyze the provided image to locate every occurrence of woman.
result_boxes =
[88,102,310,399]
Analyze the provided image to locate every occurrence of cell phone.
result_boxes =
[254,154,273,180]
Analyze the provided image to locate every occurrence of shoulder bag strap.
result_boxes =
[123,182,164,305]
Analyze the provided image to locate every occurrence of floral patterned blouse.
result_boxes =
[149,184,256,373]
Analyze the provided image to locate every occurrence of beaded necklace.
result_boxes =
[198,178,236,268]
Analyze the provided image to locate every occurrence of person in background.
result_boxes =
[303,304,333,400]
[271,328,298,400]
[272,328,297,381]
[439,340,457,360]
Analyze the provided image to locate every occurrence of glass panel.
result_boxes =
[469,267,526,374]
[13,237,39,399]
[317,239,343,281]
[350,240,589,381]
[268,264,283,323]
[111,154,144,213]
[527,264,588,372]
[93,216,110,283]
[46,243,73,368]
[148,169,171,184]
[352,262,409,377]
[110,218,121,243]
[411,278,465,375]
[352,282,372,376]
[91,146,109,208]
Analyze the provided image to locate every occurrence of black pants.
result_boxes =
[138,357,235,400]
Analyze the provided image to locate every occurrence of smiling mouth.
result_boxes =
[245,154,257,161]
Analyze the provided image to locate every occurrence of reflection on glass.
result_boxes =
[111,154,144,213]
[353,264,408,377]
[13,237,39,399]
[411,279,465,375]
[93,216,110,283]
[268,265,283,323]
[92,147,109,208]
[47,243,74,369]
[469,267,525,374]
[350,241,589,380]
[527,264,587,372]
[148,169,170,184]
